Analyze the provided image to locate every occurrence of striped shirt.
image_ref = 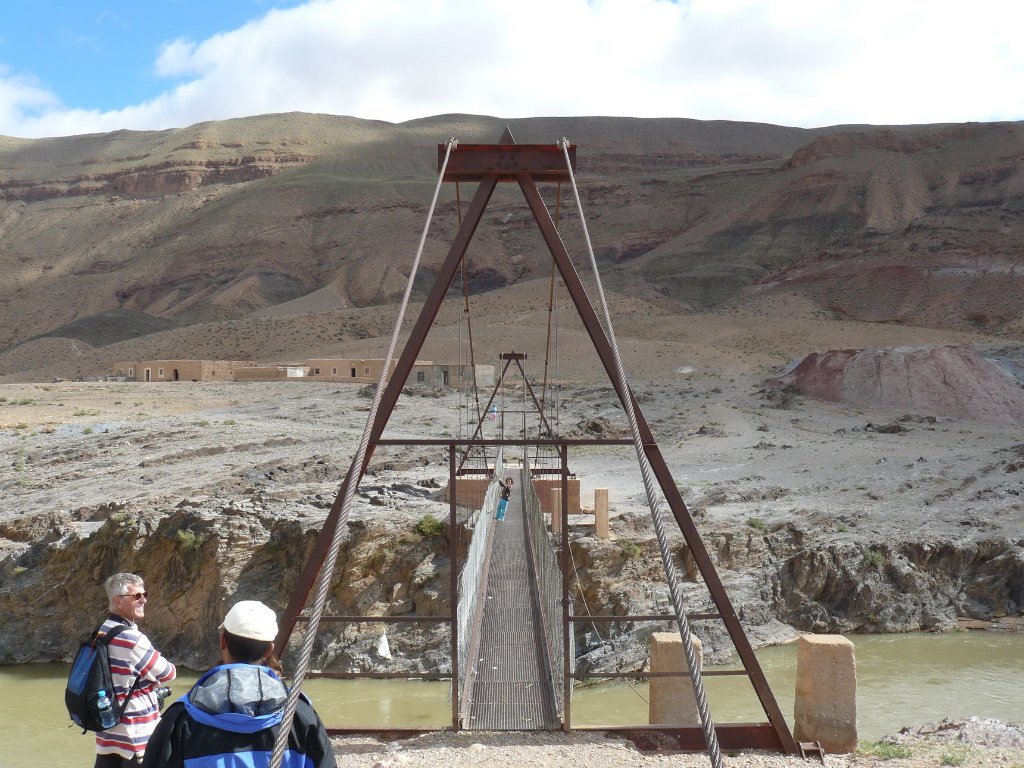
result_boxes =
[94,616,176,760]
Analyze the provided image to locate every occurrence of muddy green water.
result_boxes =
[5,633,1021,768]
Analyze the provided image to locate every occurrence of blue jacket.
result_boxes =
[141,663,336,768]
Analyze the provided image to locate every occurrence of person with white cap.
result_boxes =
[141,600,336,768]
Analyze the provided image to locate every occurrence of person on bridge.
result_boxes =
[141,600,336,768]
[496,476,513,521]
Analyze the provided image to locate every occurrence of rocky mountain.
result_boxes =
[2,113,1022,381]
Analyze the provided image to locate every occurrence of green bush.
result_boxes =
[863,549,886,570]
[620,540,642,560]
[414,514,444,538]
[858,741,912,759]
[746,516,767,532]
[940,747,973,766]
[176,528,207,552]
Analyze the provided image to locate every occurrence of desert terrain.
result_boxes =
[1,286,1021,661]
[1,113,1022,764]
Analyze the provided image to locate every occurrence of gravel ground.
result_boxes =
[329,718,1024,767]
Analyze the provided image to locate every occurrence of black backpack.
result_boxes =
[65,623,140,732]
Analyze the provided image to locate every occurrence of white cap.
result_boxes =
[221,600,278,642]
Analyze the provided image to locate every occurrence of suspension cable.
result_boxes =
[269,137,460,768]
[461,254,484,460]
[540,184,560,430]
[538,269,554,462]
[536,182,561,467]
[567,541,650,706]
[557,138,723,768]
[455,180,487,470]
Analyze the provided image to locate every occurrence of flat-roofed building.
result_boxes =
[304,358,494,389]
[111,360,255,382]
[234,365,310,381]
[409,363,494,389]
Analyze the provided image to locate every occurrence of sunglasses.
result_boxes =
[121,592,148,601]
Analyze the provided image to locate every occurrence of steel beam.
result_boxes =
[274,173,499,655]
[440,143,576,182]
[516,172,801,756]
[449,445,459,729]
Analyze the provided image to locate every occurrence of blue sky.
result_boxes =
[1,1,306,112]
[1,0,1023,139]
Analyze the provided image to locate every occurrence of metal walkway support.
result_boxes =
[463,464,560,730]
[522,451,570,723]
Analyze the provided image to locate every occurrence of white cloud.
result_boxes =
[0,66,62,133]
[1,0,1023,138]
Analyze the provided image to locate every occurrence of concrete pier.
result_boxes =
[550,487,562,535]
[794,634,857,753]
[595,488,609,539]
[648,632,703,724]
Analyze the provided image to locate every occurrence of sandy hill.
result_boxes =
[1,113,1022,382]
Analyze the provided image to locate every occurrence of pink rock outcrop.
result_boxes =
[773,346,1024,425]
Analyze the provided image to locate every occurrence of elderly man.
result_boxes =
[142,600,336,768]
[95,572,176,767]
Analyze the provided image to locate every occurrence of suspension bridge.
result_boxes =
[263,131,822,767]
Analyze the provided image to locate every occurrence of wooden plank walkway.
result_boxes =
[465,468,560,730]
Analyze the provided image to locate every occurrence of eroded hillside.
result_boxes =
[2,114,1021,380]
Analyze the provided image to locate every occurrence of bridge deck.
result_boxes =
[466,468,560,730]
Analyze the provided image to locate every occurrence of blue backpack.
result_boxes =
[65,623,140,732]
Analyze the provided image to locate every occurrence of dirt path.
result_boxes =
[328,720,1024,767]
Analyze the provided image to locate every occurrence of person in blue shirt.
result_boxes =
[141,601,336,768]
[496,476,513,521]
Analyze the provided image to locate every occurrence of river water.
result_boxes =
[5,633,1021,768]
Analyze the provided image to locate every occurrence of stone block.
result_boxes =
[595,488,609,539]
[444,478,489,510]
[533,478,580,514]
[649,631,702,724]
[550,487,562,535]
[794,634,857,753]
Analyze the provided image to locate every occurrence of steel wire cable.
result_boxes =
[557,138,723,768]
[567,543,650,706]
[458,452,503,718]
[269,138,459,768]
[522,453,566,718]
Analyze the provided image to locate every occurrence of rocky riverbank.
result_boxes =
[1,376,1021,672]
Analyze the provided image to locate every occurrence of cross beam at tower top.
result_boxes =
[438,141,576,182]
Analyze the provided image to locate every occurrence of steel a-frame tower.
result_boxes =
[275,129,802,756]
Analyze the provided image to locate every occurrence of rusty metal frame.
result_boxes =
[517,169,801,755]
[456,351,556,474]
[275,131,801,756]
[560,444,572,730]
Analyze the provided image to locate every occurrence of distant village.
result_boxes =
[110,358,495,389]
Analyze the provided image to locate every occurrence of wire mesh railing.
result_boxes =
[522,453,569,720]
[456,448,503,706]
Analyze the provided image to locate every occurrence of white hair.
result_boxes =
[104,572,143,604]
